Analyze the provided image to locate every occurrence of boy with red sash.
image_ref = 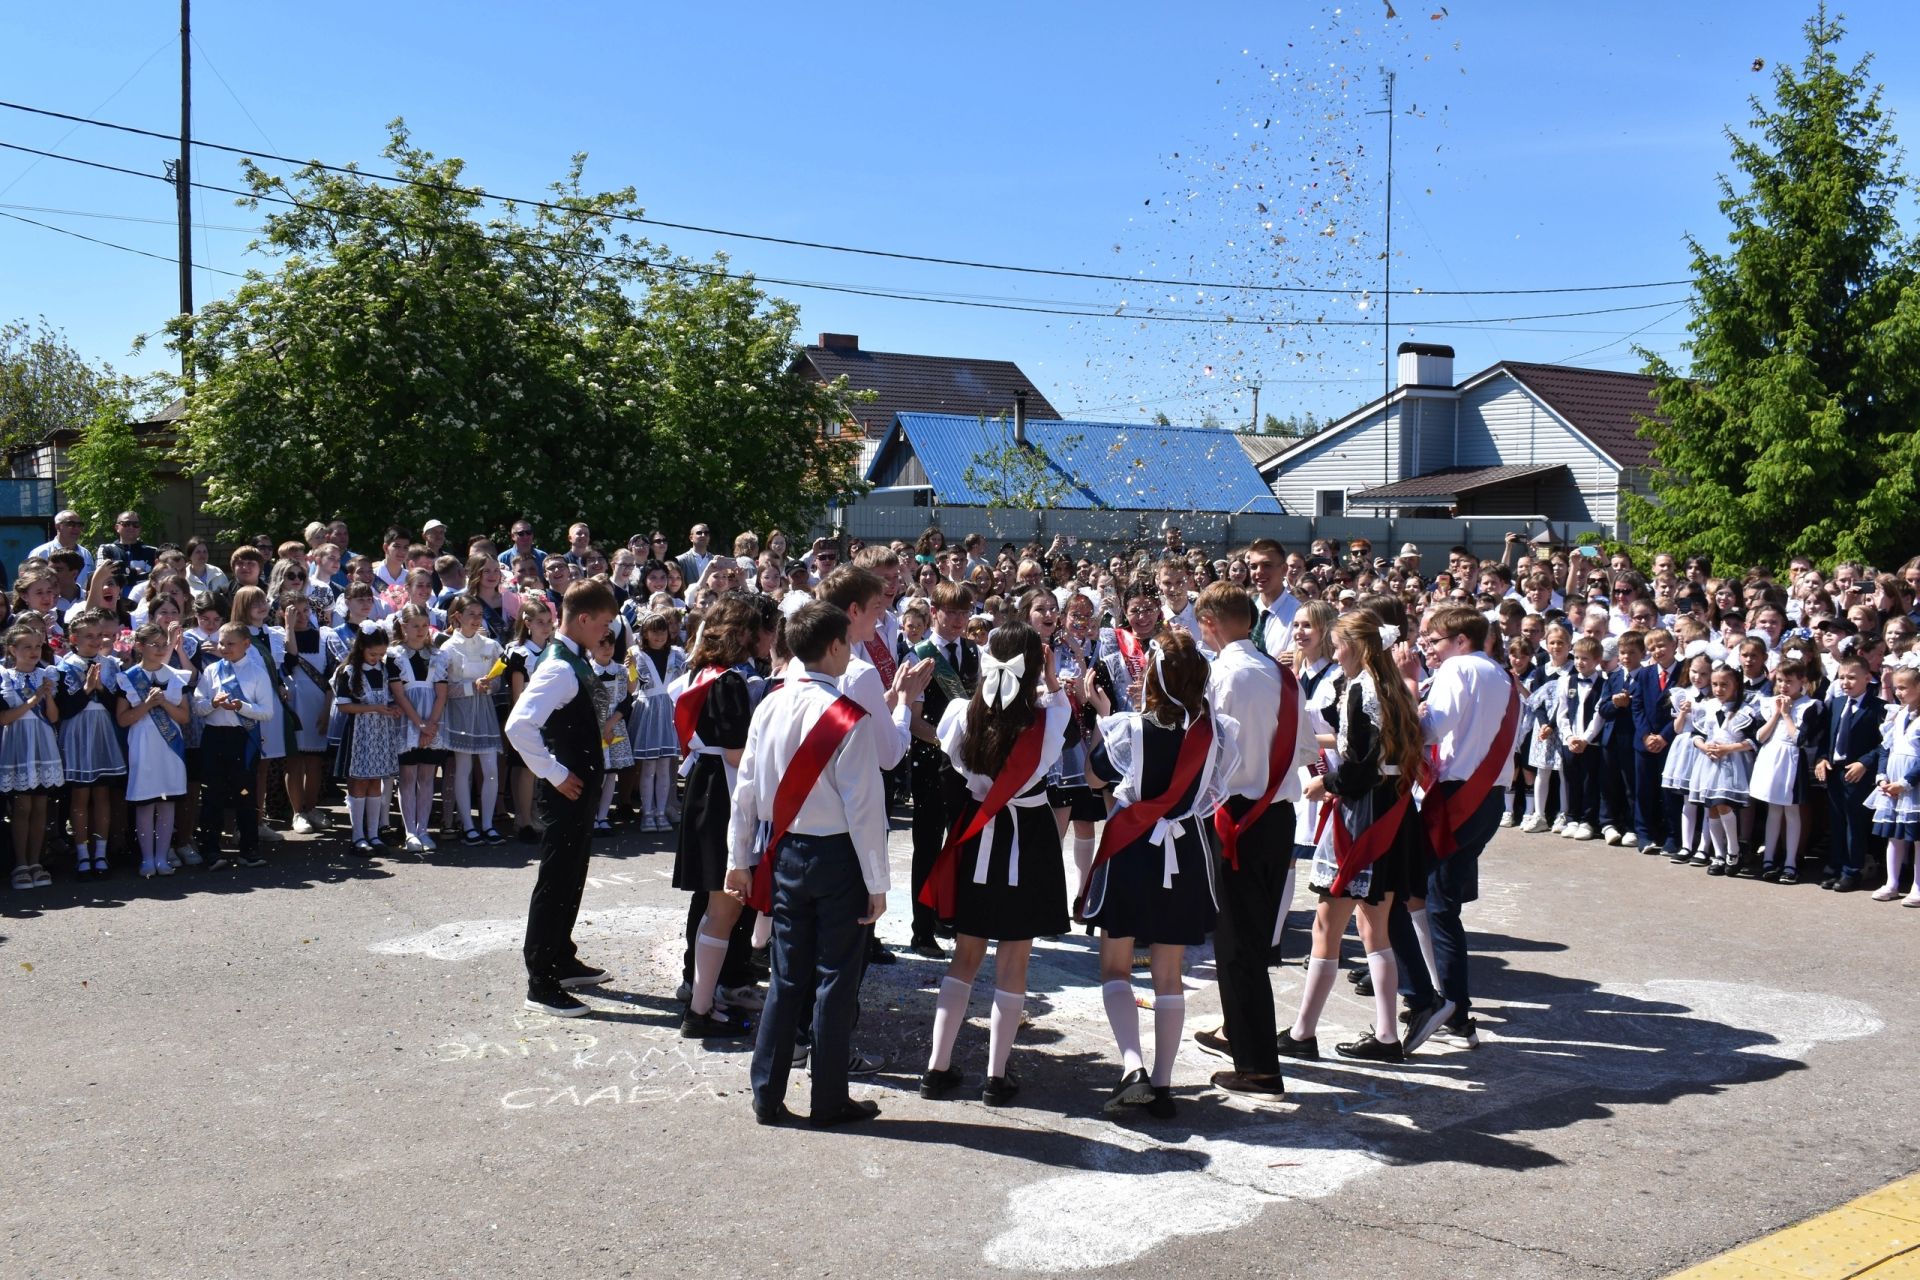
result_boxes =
[1395,604,1521,1053]
[1193,583,1316,1095]
[725,603,890,1128]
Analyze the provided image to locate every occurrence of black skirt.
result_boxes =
[945,795,1069,942]
[1083,817,1218,946]
[1049,783,1108,824]
[672,755,732,892]
[1312,781,1418,906]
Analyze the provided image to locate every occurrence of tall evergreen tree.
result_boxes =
[1627,6,1920,568]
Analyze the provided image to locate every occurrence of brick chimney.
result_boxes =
[817,333,859,352]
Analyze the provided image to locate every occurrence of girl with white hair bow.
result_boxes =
[918,620,1071,1110]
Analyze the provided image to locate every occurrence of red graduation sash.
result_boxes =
[745,694,870,913]
[1075,714,1216,919]
[1420,673,1521,860]
[673,667,724,756]
[1211,657,1303,870]
[917,716,1051,918]
[864,635,897,688]
[1325,786,1415,897]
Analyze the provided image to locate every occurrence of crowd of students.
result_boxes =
[10,508,1914,1120]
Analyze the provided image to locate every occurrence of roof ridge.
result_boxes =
[897,410,1248,436]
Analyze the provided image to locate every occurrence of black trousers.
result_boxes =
[198,726,258,856]
[1213,797,1294,1076]
[751,832,867,1116]
[1825,775,1879,877]
[1562,749,1602,826]
[908,748,961,944]
[523,772,600,984]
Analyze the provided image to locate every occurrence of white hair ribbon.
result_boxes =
[1378,623,1401,648]
[1149,638,1189,725]
[358,619,383,638]
[979,651,1027,709]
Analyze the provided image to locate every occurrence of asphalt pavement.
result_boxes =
[4,813,1915,1279]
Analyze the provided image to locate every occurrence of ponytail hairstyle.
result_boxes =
[510,594,554,647]
[1330,610,1427,795]
[346,619,389,700]
[1142,626,1209,728]
[393,603,433,651]
[961,620,1044,777]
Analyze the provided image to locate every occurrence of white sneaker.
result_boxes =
[290,813,314,835]
[138,853,157,879]
[176,845,203,867]
[1550,815,1567,833]
[1872,885,1901,902]
[163,848,182,870]
[1560,822,1581,839]
[419,832,438,853]
[255,825,284,843]
[1601,826,1622,846]
[1620,832,1640,848]
[403,835,428,856]
[1578,823,1599,841]
[1520,814,1548,834]
[1497,812,1514,828]
[1903,892,1920,908]
[155,857,175,876]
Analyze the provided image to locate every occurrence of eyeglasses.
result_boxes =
[651,536,668,544]
[513,529,533,538]
[120,519,141,527]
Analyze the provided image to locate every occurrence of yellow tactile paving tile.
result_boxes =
[1669,1176,1920,1279]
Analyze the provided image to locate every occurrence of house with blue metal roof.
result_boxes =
[865,405,1283,515]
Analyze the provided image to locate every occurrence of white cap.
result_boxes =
[1398,542,1420,558]
[423,519,447,533]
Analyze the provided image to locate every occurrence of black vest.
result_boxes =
[538,641,606,782]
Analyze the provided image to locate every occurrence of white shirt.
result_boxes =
[502,635,590,787]
[842,647,912,770]
[1421,651,1513,786]
[728,672,890,894]
[191,656,274,726]
[28,539,93,587]
[1254,589,1302,662]
[1162,599,1215,660]
[1555,668,1606,743]
[1207,638,1316,800]
[373,561,410,589]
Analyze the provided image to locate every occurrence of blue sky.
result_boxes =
[3,1,1915,426]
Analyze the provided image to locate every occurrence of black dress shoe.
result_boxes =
[1103,1067,1153,1113]
[1821,876,1839,891]
[865,940,898,965]
[982,1074,1020,1107]
[1760,866,1783,883]
[1147,1086,1177,1119]
[809,1099,880,1129]
[1274,1029,1320,1061]
[1334,1032,1406,1063]
[910,940,948,960]
[1834,873,1863,893]
[755,1102,797,1126]
[1351,972,1375,997]
[1192,1027,1233,1058]
[1706,861,1726,877]
[919,1065,964,1099]
[680,1007,753,1039]
[557,961,612,989]
[1210,1070,1286,1097]
[1345,967,1368,987]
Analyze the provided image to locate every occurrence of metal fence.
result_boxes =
[817,493,1610,567]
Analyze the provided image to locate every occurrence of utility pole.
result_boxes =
[175,0,193,383]
[1368,69,1396,487]
[1249,383,1261,434]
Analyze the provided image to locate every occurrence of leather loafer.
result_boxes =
[755,1102,797,1126]
[1192,1027,1233,1058]
[919,1065,964,1099]
[809,1099,880,1129]
[1210,1070,1286,1097]
[1103,1067,1153,1113]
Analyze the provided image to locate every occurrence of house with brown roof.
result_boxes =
[1251,343,1663,535]
[794,333,1060,439]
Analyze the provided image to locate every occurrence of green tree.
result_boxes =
[164,122,861,544]
[1244,410,1321,437]
[1626,6,1920,567]
[963,414,1086,510]
[62,395,160,545]
[0,317,111,454]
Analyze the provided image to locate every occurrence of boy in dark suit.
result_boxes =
[1628,628,1681,854]
[1555,636,1617,839]
[907,582,979,958]
[1812,654,1884,892]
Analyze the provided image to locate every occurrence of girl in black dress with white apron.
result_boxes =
[918,620,1070,1108]
[1279,610,1426,1065]
[1081,628,1241,1120]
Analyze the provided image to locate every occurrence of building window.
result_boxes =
[1315,489,1346,517]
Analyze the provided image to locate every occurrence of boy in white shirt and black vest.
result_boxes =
[726,602,890,1127]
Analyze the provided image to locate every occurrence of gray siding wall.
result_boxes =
[1265,404,1399,516]
[1455,375,1621,526]
[1407,392,1459,476]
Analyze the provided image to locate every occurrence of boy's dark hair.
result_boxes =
[1773,659,1809,683]
[787,601,850,663]
[47,549,83,572]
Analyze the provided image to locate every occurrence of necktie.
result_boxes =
[945,643,957,671]
[1252,609,1268,653]
[1658,666,1669,691]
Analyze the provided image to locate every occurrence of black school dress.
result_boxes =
[938,697,1072,942]
[671,667,753,893]
[1081,711,1235,947]
[1307,675,1416,906]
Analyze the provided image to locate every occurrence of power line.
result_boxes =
[0,206,246,277]
[0,96,1695,300]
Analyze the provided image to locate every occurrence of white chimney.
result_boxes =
[1396,342,1455,389]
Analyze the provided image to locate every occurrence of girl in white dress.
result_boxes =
[55,609,128,878]
[1521,621,1573,833]
[1,625,63,889]
[1749,660,1816,883]
[392,605,450,856]
[1686,664,1760,875]
[331,623,406,856]
[116,622,191,879]
[627,611,686,832]
[590,630,635,835]
[440,595,505,845]
[1662,653,1713,864]
[1868,665,1920,905]
[276,591,341,835]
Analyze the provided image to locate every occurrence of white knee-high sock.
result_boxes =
[378,779,393,832]
[1763,805,1783,862]
[396,768,419,837]
[154,801,175,856]
[988,988,1023,1078]
[689,929,729,1016]
[1782,806,1802,869]
[750,912,772,949]
[478,754,500,828]
[1408,907,1440,990]
[1072,833,1096,897]
[1151,993,1185,1087]
[1532,770,1551,820]
[1102,979,1143,1075]
[1680,802,1699,853]
[450,754,472,829]
[1367,950,1400,1044]
[928,976,972,1071]
[1889,839,1912,889]
[1704,811,1727,861]
[415,770,437,833]
[597,774,616,821]
[1291,957,1338,1040]
[1715,811,1741,862]
[346,795,365,840]
[134,802,156,858]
